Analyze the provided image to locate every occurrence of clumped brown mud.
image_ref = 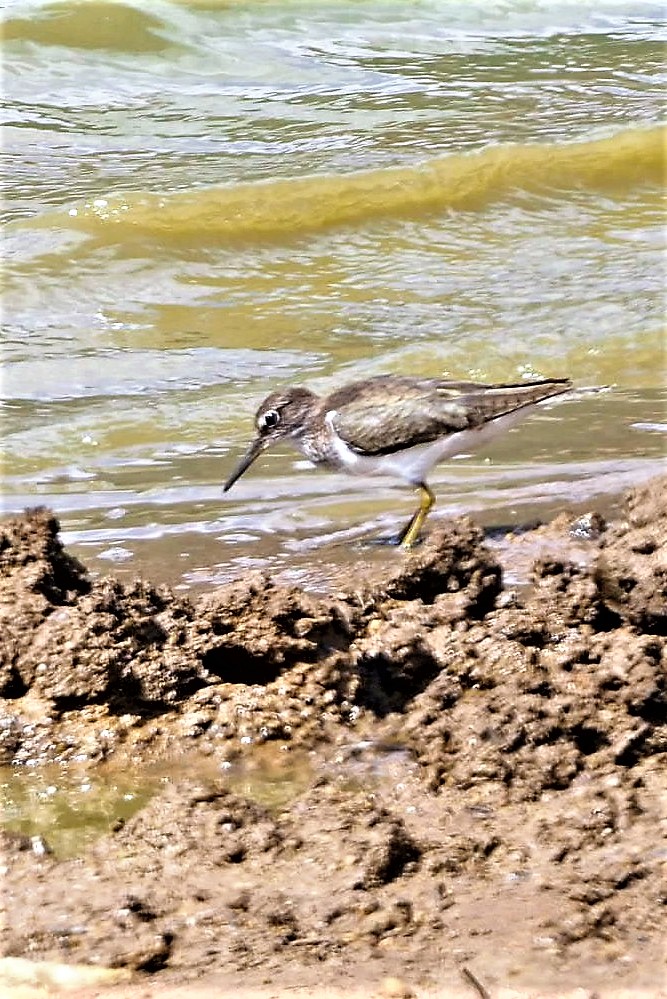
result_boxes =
[1,479,665,995]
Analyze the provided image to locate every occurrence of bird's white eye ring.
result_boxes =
[259,408,280,430]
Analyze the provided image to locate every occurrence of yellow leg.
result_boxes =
[399,483,435,548]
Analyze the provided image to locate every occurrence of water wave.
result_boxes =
[1,1,170,52]
[26,126,665,247]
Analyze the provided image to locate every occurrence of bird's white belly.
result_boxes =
[325,408,531,485]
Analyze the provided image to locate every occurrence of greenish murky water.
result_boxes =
[2,0,665,593]
[1,764,157,857]
[0,750,316,857]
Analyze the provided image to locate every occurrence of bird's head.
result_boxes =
[223,387,318,491]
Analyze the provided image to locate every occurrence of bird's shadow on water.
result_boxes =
[360,533,404,549]
[284,518,548,554]
[350,520,545,550]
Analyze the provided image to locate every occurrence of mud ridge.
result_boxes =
[1,477,665,994]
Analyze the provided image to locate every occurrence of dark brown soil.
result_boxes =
[1,478,665,996]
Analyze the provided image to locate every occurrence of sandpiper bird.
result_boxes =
[223,374,572,547]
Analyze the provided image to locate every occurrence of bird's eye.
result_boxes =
[259,408,280,431]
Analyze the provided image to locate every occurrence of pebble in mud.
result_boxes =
[376,977,417,998]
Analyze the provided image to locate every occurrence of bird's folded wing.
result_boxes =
[329,379,572,456]
[329,385,471,455]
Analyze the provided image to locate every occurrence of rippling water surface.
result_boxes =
[2,0,665,588]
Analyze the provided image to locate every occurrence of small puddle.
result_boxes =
[0,763,157,859]
[1,741,416,860]
[0,747,316,859]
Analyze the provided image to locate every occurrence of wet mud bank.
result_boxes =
[1,478,665,995]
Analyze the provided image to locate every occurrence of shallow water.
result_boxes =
[2,0,665,589]
[0,763,156,858]
[0,749,318,858]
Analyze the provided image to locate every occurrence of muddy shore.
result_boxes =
[1,478,665,997]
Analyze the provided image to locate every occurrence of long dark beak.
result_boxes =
[223,436,268,492]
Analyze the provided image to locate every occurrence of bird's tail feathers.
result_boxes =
[452,378,573,424]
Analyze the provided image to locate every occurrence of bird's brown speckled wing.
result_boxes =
[327,376,571,455]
